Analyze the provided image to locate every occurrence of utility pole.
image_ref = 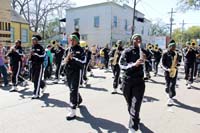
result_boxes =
[168,8,176,39]
[180,20,187,45]
[131,0,137,36]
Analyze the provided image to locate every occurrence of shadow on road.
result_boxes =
[18,88,33,99]
[173,99,200,114]
[1,86,11,91]
[40,93,70,108]
[148,79,165,85]
[156,74,165,77]
[83,84,108,92]
[92,75,106,79]
[191,86,200,90]
[140,123,154,133]
[75,105,128,133]
[143,96,159,103]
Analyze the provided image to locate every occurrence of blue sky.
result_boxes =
[73,0,200,29]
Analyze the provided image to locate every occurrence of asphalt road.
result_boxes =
[0,67,199,133]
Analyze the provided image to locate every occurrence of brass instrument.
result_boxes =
[146,43,152,50]
[169,52,178,78]
[154,45,159,52]
[112,48,119,65]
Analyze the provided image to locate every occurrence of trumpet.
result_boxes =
[154,46,159,51]
[188,45,195,51]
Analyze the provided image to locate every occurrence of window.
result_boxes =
[125,19,128,31]
[2,22,4,31]
[94,16,100,28]
[21,29,28,43]
[8,23,10,31]
[141,26,144,35]
[74,18,80,29]
[81,34,88,40]
[113,16,117,28]
[11,27,14,42]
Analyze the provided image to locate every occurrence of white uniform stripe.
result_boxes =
[77,70,82,105]
[34,53,46,58]
[16,61,21,85]
[73,56,87,64]
[36,65,43,96]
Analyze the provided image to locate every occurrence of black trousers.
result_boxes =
[32,64,45,96]
[44,62,52,80]
[153,59,160,75]
[165,71,177,98]
[55,61,62,79]
[122,78,145,131]
[81,61,91,85]
[11,61,24,86]
[184,63,194,83]
[112,64,121,89]
[67,70,82,109]
[105,57,109,69]
[145,61,151,78]
[194,62,200,77]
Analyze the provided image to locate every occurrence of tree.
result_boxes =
[177,0,200,11]
[43,18,60,39]
[150,21,169,36]
[11,0,72,34]
[172,26,200,45]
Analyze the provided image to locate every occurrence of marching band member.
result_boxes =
[7,40,25,92]
[120,34,145,133]
[183,41,198,89]
[144,43,153,80]
[51,41,65,83]
[64,34,86,120]
[81,45,92,87]
[152,44,162,76]
[162,40,179,106]
[110,40,123,94]
[30,36,46,99]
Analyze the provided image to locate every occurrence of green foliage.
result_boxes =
[44,18,60,39]
[172,26,200,45]
[177,0,200,11]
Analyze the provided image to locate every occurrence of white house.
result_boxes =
[65,2,151,47]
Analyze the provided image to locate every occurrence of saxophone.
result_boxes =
[169,52,178,78]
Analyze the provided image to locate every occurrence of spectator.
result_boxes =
[0,43,9,87]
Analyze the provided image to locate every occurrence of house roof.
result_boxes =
[11,9,29,24]
[66,1,144,16]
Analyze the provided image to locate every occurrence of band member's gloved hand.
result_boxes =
[65,53,73,63]
[167,68,171,72]
[31,51,34,56]
[135,59,144,67]
[68,53,73,60]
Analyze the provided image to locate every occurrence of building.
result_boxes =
[65,2,151,47]
[0,0,11,45]
[11,9,31,47]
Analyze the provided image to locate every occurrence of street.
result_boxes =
[0,67,200,133]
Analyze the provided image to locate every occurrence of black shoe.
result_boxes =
[111,89,117,94]
[66,115,76,121]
